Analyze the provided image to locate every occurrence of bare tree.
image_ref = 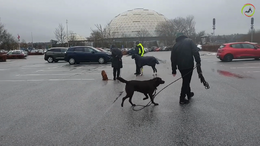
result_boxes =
[68,31,76,42]
[0,22,18,50]
[0,23,6,45]
[135,29,150,43]
[155,20,176,45]
[155,15,197,45]
[194,31,206,44]
[20,39,28,48]
[136,29,150,37]
[54,24,66,44]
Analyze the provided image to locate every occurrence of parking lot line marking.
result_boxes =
[35,70,69,72]
[0,79,95,82]
[231,66,260,69]
[244,71,260,73]
[16,73,83,76]
[48,79,95,81]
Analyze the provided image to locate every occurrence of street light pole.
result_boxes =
[31,32,33,48]
[251,17,254,42]
[66,19,69,47]
[212,18,216,44]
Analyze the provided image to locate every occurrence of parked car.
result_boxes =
[44,47,68,63]
[197,44,202,51]
[217,42,260,62]
[96,48,112,55]
[6,50,27,59]
[64,46,112,65]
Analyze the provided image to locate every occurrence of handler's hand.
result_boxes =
[172,74,176,77]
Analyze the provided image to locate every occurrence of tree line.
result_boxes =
[1,17,259,50]
[0,22,18,50]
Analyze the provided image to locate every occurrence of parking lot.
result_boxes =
[0,51,260,145]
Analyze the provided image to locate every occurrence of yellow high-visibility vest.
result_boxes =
[137,43,144,56]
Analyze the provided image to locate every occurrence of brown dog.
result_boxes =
[101,70,108,80]
[117,77,165,107]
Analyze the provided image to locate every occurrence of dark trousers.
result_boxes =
[179,68,193,101]
[113,68,120,78]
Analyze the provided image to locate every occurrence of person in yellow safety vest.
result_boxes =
[134,41,145,75]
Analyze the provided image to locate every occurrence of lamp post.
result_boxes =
[251,17,254,42]
[66,19,69,47]
[212,18,216,44]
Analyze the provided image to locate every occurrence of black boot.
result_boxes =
[179,99,189,104]
[179,96,189,104]
[187,92,194,100]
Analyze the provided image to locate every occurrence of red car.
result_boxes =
[217,42,260,62]
[6,50,27,59]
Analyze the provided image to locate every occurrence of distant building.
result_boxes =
[68,33,92,46]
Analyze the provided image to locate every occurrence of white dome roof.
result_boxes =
[108,8,167,38]
[68,33,87,41]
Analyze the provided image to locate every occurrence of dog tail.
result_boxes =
[117,77,128,83]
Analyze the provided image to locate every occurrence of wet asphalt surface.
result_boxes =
[0,51,260,146]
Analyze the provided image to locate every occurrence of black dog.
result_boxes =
[132,54,159,76]
[117,77,165,107]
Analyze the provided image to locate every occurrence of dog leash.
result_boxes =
[132,66,206,111]
[131,70,190,111]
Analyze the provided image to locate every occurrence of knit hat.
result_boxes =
[176,32,185,38]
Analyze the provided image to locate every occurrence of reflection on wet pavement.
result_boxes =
[217,70,244,78]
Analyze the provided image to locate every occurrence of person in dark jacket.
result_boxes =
[171,33,201,104]
[134,41,144,75]
[111,45,123,80]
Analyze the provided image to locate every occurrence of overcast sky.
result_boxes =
[0,0,259,42]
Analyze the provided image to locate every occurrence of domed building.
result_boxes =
[107,8,167,38]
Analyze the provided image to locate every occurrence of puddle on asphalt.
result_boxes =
[217,70,245,78]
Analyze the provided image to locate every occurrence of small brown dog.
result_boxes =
[101,70,108,80]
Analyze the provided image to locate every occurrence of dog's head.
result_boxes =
[101,70,105,75]
[101,70,108,80]
[131,54,136,59]
[152,77,165,87]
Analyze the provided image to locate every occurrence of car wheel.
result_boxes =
[47,56,54,63]
[224,54,233,62]
[98,57,105,64]
[69,58,76,65]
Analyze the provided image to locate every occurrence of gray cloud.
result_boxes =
[0,0,259,42]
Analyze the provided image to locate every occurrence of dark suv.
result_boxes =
[44,47,68,63]
[64,46,112,65]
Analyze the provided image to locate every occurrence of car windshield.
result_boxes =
[91,47,102,52]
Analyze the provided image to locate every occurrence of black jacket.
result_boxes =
[171,36,201,74]
[111,48,123,69]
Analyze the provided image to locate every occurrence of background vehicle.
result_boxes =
[197,44,202,51]
[217,42,260,62]
[64,46,112,65]
[6,50,27,59]
[44,47,68,63]
[96,48,112,55]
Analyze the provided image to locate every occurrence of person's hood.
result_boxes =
[176,36,188,42]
